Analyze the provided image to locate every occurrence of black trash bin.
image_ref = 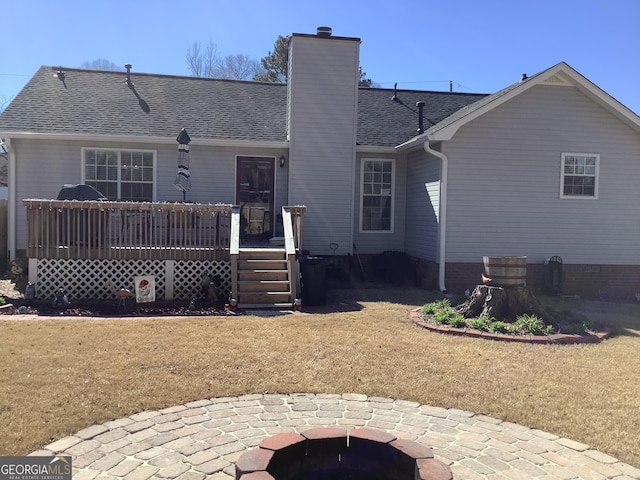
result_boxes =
[301,256,327,306]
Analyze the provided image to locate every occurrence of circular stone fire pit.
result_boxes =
[235,427,452,480]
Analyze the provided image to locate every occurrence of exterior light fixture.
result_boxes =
[279,155,286,168]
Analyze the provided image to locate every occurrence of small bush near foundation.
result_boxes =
[0,296,5,306]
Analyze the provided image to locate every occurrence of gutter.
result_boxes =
[5,138,15,262]
[0,132,289,149]
[423,140,448,293]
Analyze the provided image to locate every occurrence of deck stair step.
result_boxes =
[238,280,290,292]
[236,247,292,309]
[239,303,294,310]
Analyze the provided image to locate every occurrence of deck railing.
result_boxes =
[23,200,233,261]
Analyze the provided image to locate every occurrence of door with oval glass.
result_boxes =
[236,156,274,241]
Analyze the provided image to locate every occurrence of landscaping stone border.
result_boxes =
[410,308,611,344]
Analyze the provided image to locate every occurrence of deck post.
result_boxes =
[230,206,241,305]
[165,260,175,300]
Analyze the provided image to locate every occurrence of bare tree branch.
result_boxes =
[214,54,262,80]
[186,41,220,78]
[79,59,124,71]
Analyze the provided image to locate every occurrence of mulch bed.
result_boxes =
[0,297,233,317]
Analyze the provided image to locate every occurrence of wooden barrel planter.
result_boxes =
[483,256,527,287]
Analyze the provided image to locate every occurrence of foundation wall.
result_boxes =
[443,262,640,300]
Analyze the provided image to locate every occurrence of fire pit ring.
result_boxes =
[235,427,452,480]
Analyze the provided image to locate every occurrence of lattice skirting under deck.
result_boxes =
[29,258,232,301]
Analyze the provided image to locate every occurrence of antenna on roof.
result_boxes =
[124,64,134,87]
[392,82,398,102]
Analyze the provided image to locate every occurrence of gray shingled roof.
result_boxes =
[0,66,487,147]
[357,88,485,146]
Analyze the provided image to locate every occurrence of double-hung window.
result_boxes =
[361,159,394,232]
[561,153,599,198]
[83,149,155,201]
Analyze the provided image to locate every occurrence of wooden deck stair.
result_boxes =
[236,247,293,309]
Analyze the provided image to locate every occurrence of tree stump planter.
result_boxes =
[456,285,557,324]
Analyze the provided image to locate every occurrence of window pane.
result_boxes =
[121,164,131,181]
[142,166,153,182]
[563,154,597,197]
[97,165,108,180]
[362,160,393,231]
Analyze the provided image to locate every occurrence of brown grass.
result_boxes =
[1,286,639,467]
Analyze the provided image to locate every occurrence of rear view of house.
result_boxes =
[1,27,639,302]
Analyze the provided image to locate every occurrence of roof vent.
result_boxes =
[317,26,332,37]
[520,73,528,82]
[416,101,426,134]
[53,66,65,82]
[124,64,134,87]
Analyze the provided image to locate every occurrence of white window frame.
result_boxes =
[560,153,599,199]
[81,147,157,201]
[359,158,395,233]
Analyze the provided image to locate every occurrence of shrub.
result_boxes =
[0,296,5,306]
[434,299,451,309]
[489,321,511,334]
[422,299,452,315]
[515,314,553,335]
[433,308,455,325]
[468,316,490,331]
[449,314,467,328]
[421,302,438,315]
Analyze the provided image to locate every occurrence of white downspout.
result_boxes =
[423,140,448,293]
[5,138,16,262]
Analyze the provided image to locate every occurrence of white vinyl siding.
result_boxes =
[11,138,286,251]
[360,159,394,232]
[561,153,599,198]
[405,150,441,261]
[443,83,640,265]
[287,34,359,256]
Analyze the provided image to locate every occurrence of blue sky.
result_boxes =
[1,0,639,114]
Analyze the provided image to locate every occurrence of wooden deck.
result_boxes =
[23,200,307,306]
[23,200,233,261]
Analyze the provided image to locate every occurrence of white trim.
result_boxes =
[560,152,600,199]
[81,147,157,201]
[359,158,395,234]
[423,141,448,293]
[356,145,397,154]
[349,43,361,256]
[400,62,640,146]
[0,132,289,149]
